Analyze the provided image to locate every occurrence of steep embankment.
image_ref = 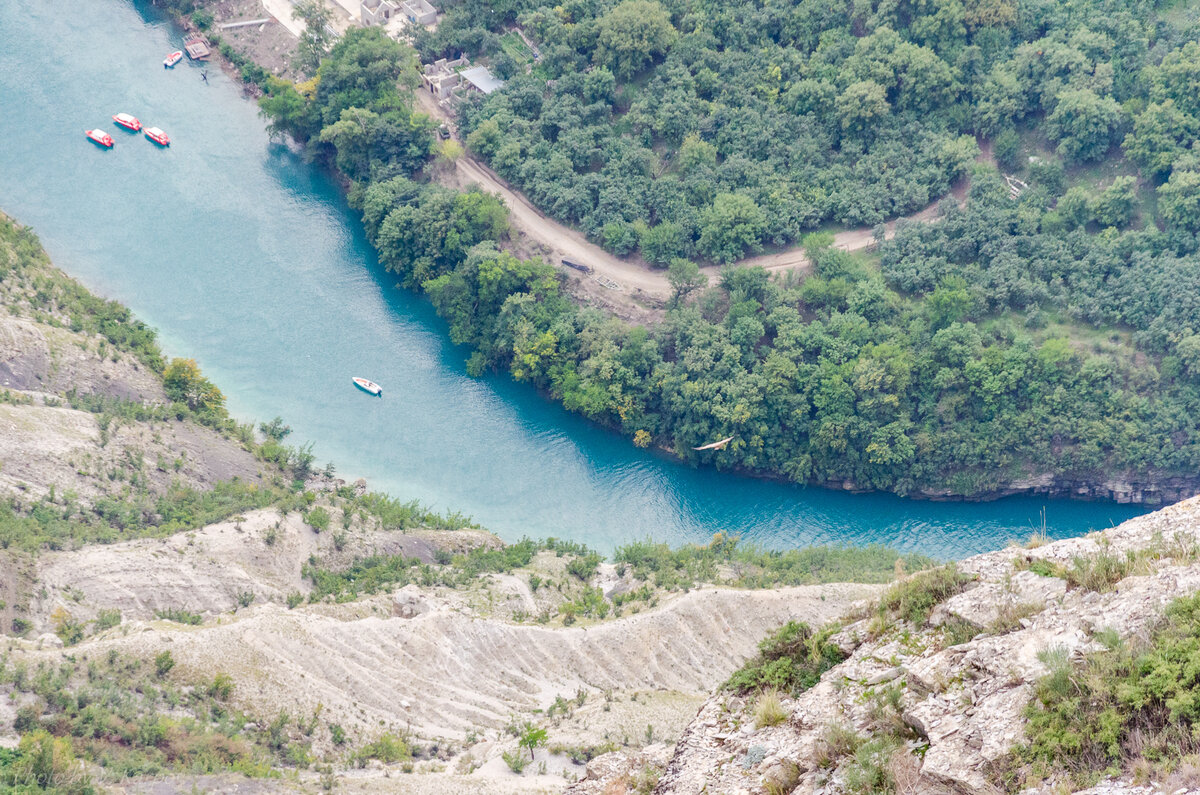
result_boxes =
[0,212,276,638]
[4,503,878,792]
[565,499,1200,794]
[0,208,892,793]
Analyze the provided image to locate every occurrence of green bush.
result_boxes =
[155,608,202,626]
[726,621,845,696]
[356,733,410,764]
[154,651,175,678]
[1012,592,1200,787]
[876,565,973,626]
[93,609,121,632]
[304,507,331,533]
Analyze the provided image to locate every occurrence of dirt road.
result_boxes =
[417,92,939,300]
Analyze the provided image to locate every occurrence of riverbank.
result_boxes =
[143,1,1194,511]
[0,207,922,791]
[0,0,1151,557]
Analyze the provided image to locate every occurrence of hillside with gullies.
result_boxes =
[564,500,1200,794]
[3,211,1200,795]
[0,211,922,793]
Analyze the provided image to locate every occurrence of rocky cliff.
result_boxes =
[567,499,1200,794]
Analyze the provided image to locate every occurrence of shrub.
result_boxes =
[4,730,93,793]
[502,749,529,773]
[566,552,602,581]
[93,609,121,632]
[726,621,844,696]
[208,673,234,700]
[357,733,410,764]
[1010,592,1200,787]
[155,608,202,625]
[1065,549,1134,592]
[154,651,175,678]
[304,507,331,533]
[876,564,973,627]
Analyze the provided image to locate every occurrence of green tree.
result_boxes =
[314,27,418,126]
[594,0,677,80]
[667,258,707,306]
[678,133,717,173]
[638,221,688,264]
[993,128,1022,172]
[258,77,314,140]
[1158,167,1200,232]
[1056,186,1093,229]
[697,194,767,263]
[292,0,335,74]
[154,650,175,678]
[1045,88,1124,163]
[927,277,974,328]
[163,358,225,415]
[1091,176,1137,228]
[5,731,91,793]
[519,722,548,760]
[837,81,890,136]
[1122,100,1199,179]
[1149,41,1200,118]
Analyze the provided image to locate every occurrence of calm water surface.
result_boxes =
[0,0,1150,557]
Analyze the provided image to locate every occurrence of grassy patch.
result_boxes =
[498,31,534,63]
[754,689,788,728]
[616,533,933,591]
[0,479,298,553]
[0,651,287,784]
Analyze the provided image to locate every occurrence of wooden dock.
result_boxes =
[183,33,211,60]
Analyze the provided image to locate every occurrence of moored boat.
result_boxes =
[164,50,183,68]
[112,112,141,132]
[352,377,383,397]
[85,129,114,148]
[144,127,170,146]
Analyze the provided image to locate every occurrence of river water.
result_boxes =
[0,0,1149,557]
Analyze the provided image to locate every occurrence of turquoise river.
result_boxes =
[0,0,1150,557]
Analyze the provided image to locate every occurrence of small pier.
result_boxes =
[183,33,211,60]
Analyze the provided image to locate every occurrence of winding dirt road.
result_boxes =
[418,92,939,300]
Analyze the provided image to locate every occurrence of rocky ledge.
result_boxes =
[570,496,1200,794]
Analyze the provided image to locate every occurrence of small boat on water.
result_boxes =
[144,127,170,147]
[164,50,183,68]
[85,129,114,148]
[352,377,383,397]
[112,112,142,132]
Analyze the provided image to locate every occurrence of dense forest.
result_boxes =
[407,0,1200,262]
[256,0,1200,497]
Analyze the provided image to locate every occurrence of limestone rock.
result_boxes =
[655,496,1200,795]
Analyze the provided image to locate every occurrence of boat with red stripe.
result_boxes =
[85,129,114,148]
[352,377,383,397]
[112,112,141,132]
[144,126,170,146]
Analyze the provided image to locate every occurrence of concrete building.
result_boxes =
[399,0,436,25]
[360,0,435,27]
[359,0,398,26]
[421,57,468,98]
[459,65,505,95]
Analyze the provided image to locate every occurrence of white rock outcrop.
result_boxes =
[601,497,1200,795]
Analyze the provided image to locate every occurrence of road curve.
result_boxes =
[418,92,938,299]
